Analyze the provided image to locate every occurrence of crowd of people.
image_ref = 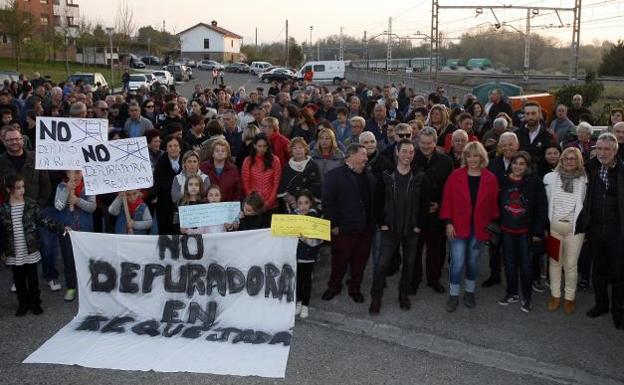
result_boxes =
[0,70,623,331]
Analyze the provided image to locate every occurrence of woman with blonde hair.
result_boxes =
[440,141,499,312]
[310,128,345,180]
[425,104,453,149]
[543,147,587,314]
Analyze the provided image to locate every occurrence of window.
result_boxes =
[40,0,48,3]
[40,15,49,26]
[67,16,76,27]
[204,39,210,49]
[231,40,233,48]
[313,65,325,72]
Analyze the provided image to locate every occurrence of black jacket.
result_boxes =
[514,124,556,164]
[0,151,51,207]
[412,150,453,227]
[578,158,624,236]
[322,164,377,234]
[488,155,510,183]
[154,154,182,233]
[378,169,429,235]
[278,158,322,204]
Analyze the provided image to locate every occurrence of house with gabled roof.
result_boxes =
[177,20,242,63]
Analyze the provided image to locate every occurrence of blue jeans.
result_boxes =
[502,232,532,301]
[39,207,59,281]
[449,234,480,296]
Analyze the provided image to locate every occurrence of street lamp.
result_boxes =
[309,26,313,59]
[105,27,114,93]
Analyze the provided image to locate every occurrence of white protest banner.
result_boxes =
[24,230,298,378]
[81,137,153,195]
[35,117,108,170]
[179,202,241,228]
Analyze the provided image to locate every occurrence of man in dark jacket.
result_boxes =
[370,140,428,314]
[579,133,624,330]
[410,127,453,294]
[322,144,376,303]
[0,126,50,206]
[514,102,555,166]
[487,89,513,125]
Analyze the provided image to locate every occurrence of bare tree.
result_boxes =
[115,0,135,38]
[0,0,37,70]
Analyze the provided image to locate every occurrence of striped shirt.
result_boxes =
[552,177,577,223]
[7,203,41,266]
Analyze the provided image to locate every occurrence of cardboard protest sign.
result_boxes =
[81,137,153,195]
[24,230,298,378]
[271,214,331,241]
[35,117,108,170]
[179,202,240,228]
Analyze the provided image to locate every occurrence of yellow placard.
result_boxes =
[271,214,331,241]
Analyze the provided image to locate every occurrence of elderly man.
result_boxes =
[93,100,109,120]
[578,133,624,330]
[365,104,389,142]
[482,131,520,287]
[222,110,243,159]
[69,101,87,118]
[410,127,453,294]
[348,96,362,118]
[614,122,624,161]
[483,117,509,155]
[370,139,428,314]
[568,94,593,125]
[123,102,154,138]
[550,104,575,143]
[345,116,365,146]
[487,89,513,125]
[315,93,337,122]
[261,117,290,167]
[322,144,377,303]
[448,129,469,169]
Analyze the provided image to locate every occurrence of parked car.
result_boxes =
[181,58,197,68]
[295,60,345,84]
[225,62,250,73]
[0,71,20,84]
[122,53,145,69]
[260,68,296,83]
[141,56,161,65]
[197,60,224,71]
[151,70,174,86]
[163,65,189,82]
[128,74,151,91]
[144,73,156,87]
[250,61,272,75]
[68,72,108,88]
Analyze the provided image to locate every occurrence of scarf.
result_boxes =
[289,156,311,172]
[74,180,84,197]
[558,169,584,193]
[127,195,145,218]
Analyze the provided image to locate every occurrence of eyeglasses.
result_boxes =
[397,133,411,139]
[5,137,22,142]
[145,105,155,108]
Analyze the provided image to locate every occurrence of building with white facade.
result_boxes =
[177,21,242,63]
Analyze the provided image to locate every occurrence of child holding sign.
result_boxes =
[180,182,238,234]
[54,170,96,302]
[238,192,267,231]
[108,190,152,235]
[294,190,323,319]
[1,174,66,316]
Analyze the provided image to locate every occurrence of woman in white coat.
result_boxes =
[543,147,588,314]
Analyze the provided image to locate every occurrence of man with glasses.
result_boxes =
[222,110,242,160]
[382,123,412,165]
[260,117,290,168]
[436,86,450,108]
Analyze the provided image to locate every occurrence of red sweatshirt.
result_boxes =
[241,154,282,210]
[269,132,290,171]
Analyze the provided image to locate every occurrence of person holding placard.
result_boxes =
[294,190,323,319]
[278,137,322,213]
[199,139,242,203]
[54,170,96,302]
[154,136,182,235]
[108,190,152,235]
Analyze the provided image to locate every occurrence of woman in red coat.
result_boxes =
[241,133,282,215]
[440,141,499,312]
[199,138,243,202]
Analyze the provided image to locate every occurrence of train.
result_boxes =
[349,57,494,72]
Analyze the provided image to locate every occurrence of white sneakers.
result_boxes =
[48,280,62,291]
[295,302,310,319]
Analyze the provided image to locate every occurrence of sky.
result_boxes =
[79,0,624,47]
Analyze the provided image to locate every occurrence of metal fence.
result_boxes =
[345,69,473,100]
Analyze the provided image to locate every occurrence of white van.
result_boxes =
[296,61,345,84]
[250,61,272,75]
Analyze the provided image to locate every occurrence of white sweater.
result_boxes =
[543,172,587,234]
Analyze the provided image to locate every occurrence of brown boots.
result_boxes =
[548,296,576,314]
[548,296,560,311]
[563,299,576,314]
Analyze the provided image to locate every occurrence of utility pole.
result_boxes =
[106,27,114,93]
[285,20,289,67]
[523,9,531,83]
[162,20,165,32]
[339,26,344,61]
[147,37,151,63]
[431,0,439,82]
[317,42,320,61]
[309,26,313,59]
[386,17,392,71]
[362,30,367,61]
[255,27,258,49]
[570,0,582,82]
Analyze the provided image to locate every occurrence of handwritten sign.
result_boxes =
[178,202,241,228]
[81,137,153,195]
[35,117,108,170]
[271,214,331,241]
